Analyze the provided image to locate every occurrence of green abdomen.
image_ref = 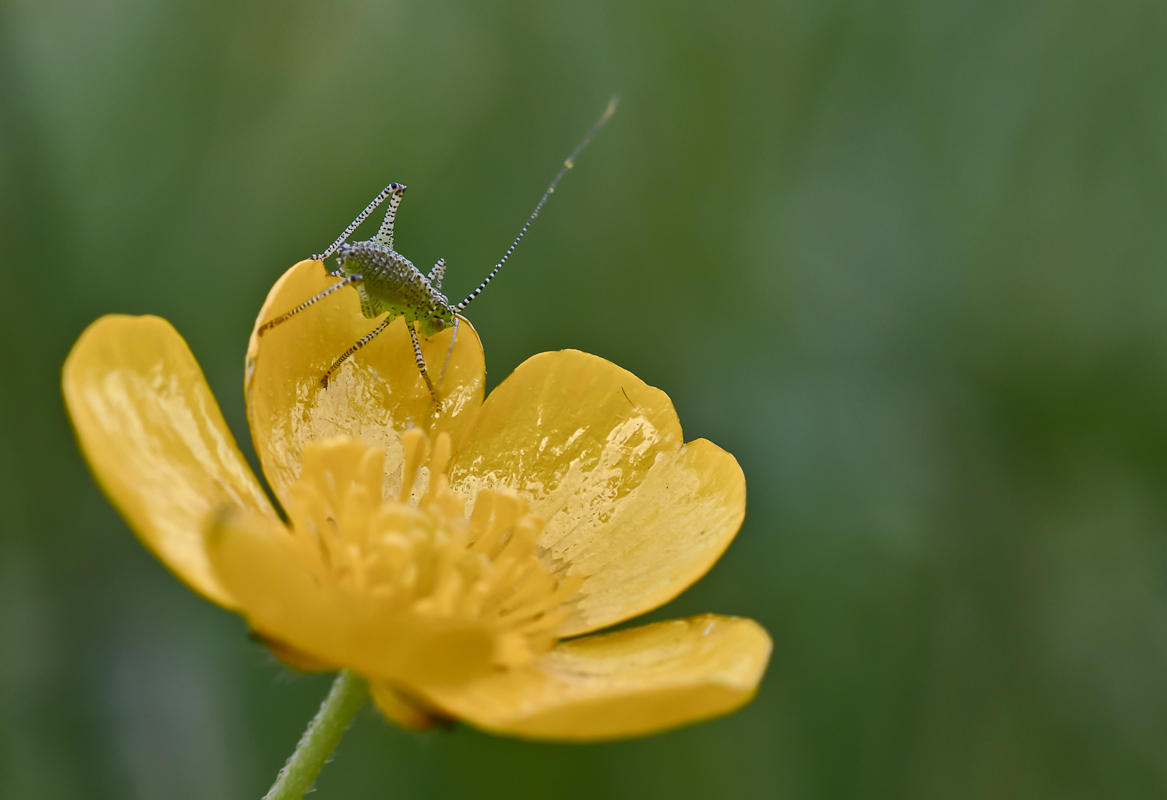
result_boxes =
[338,241,440,322]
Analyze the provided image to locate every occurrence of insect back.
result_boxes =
[335,236,456,337]
[257,96,619,398]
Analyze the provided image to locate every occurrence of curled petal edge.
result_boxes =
[410,615,771,741]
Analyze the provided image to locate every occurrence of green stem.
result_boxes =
[264,670,369,800]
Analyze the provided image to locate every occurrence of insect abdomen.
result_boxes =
[338,242,435,321]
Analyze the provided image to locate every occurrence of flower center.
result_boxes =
[282,430,578,686]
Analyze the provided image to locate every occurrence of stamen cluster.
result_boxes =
[281,430,579,684]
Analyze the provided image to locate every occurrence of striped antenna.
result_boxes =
[455,94,619,312]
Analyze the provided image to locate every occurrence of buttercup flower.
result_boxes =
[63,259,771,740]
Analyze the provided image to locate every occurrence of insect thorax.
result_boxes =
[335,240,454,336]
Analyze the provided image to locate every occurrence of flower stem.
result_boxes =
[264,670,369,800]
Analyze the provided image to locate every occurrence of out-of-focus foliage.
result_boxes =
[2,1,1166,798]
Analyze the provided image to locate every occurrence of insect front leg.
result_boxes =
[427,258,447,291]
[320,313,394,388]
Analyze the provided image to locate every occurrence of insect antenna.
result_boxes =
[454,94,619,312]
[435,315,460,392]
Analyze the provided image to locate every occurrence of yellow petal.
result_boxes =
[62,315,276,607]
[205,509,365,665]
[206,510,495,687]
[419,615,771,741]
[369,683,444,731]
[254,636,338,673]
[450,350,746,635]
[245,260,486,508]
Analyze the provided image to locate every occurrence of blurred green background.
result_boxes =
[3,0,1167,797]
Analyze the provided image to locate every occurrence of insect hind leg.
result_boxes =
[258,275,363,336]
[373,184,407,251]
[313,183,405,263]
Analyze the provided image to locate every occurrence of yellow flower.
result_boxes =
[63,259,771,740]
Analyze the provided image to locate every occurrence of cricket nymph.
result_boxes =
[256,95,619,398]
[335,239,455,338]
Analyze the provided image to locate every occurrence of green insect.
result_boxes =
[258,96,619,396]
